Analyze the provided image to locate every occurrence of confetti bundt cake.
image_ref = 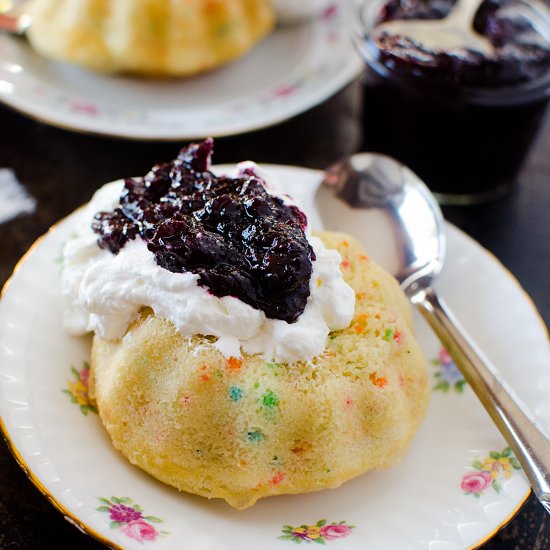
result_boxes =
[62,140,430,509]
[27,0,275,76]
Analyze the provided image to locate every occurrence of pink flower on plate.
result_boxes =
[271,85,297,98]
[79,365,90,387]
[71,101,99,116]
[120,519,160,542]
[109,503,143,523]
[439,347,452,365]
[461,470,492,494]
[98,497,167,541]
[322,5,338,19]
[320,523,353,540]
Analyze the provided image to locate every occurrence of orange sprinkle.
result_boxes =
[227,357,243,371]
[200,374,210,382]
[204,3,218,14]
[291,441,312,455]
[239,460,248,466]
[369,372,388,388]
[270,471,285,486]
[358,254,369,261]
[393,331,403,344]
[341,260,351,269]
[353,312,368,334]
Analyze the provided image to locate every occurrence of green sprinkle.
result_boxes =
[382,328,393,342]
[229,386,243,402]
[247,430,264,442]
[261,389,279,408]
[266,362,282,369]
[216,21,234,38]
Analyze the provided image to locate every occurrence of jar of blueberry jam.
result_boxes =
[354,0,550,204]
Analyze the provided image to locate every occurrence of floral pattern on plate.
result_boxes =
[432,347,467,394]
[97,496,168,542]
[62,361,97,415]
[279,519,354,544]
[461,447,522,498]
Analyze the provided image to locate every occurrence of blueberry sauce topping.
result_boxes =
[91,139,315,323]
[373,0,550,87]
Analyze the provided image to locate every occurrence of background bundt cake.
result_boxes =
[26,0,275,76]
[89,232,430,509]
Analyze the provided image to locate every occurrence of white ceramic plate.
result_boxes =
[0,6,362,140]
[1,165,549,550]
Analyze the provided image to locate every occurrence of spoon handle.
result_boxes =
[447,0,485,26]
[412,286,550,514]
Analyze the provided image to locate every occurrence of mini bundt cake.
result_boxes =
[62,140,429,509]
[89,233,429,509]
[27,0,275,76]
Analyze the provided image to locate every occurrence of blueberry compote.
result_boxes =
[374,0,550,86]
[92,139,315,323]
[356,0,550,204]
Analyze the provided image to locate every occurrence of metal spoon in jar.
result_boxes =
[317,152,550,514]
[374,0,493,56]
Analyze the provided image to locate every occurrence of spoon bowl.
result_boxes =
[318,152,550,515]
[374,0,493,56]
[320,152,445,294]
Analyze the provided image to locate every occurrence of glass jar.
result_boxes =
[353,0,550,205]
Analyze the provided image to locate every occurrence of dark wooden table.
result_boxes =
[0,77,548,549]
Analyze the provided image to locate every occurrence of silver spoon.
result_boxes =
[318,152,550,514]
[374,0,493,56]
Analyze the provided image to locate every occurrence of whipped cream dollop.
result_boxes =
[62,169,355,363]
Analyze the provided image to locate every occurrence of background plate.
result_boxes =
[0,6,362,140]
[0,166,548,549]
